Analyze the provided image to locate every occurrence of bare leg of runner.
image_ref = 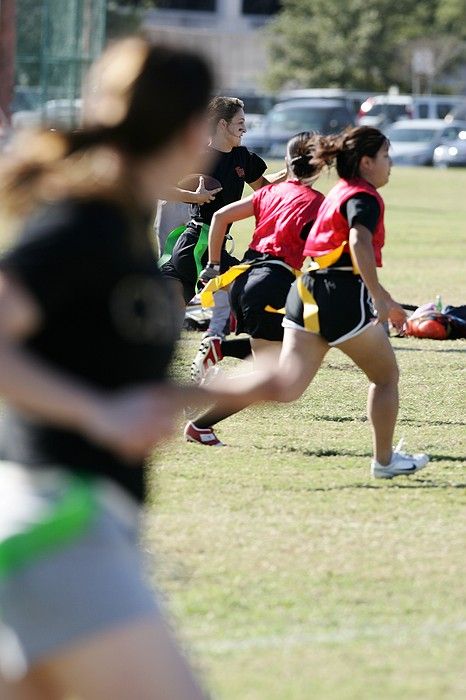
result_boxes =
[250,338,281,360]
[278,328,330,402]
[338,323,399,466]
[18,616,206,700]
[0,670,60,700]
[190,338,282,430]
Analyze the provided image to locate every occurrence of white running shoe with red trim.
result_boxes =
[191,335,224,384]
[184,421,225,447]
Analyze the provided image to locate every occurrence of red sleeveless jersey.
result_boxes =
[250,180,325,270]
[303,177,385,267]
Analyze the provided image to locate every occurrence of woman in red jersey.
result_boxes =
[185,132,325,446]
[279,126,429,479]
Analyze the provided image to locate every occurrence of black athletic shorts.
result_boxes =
[284,270,374,345]
[160,223,239,303]
[230,250,296,342]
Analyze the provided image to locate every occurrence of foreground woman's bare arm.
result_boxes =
[0,273,282,461]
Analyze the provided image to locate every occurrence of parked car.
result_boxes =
[242,99,355,158]
[12,98,82,130]
[445,100,466,123]
[10,86,41,114]
[278,89,372,118]
[412,95,464,120]
[219,90,275,131]
[386,119,466,166]
[433,129,466,167]
[359,94,464,129]
[358,95,413,129]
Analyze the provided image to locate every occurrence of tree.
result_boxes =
[106,1,148,39]
[265,0,465,91]
[436,0,466,40]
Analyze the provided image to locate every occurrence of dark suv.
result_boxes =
[242,99,355,157]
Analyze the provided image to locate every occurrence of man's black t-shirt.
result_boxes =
[191,145,266,225]
[0,199,178,502]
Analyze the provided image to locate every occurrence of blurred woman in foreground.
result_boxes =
[0,38,279,700]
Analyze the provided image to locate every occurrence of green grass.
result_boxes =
[147,166,466,699]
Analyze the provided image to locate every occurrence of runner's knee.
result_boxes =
[369,360,399,387]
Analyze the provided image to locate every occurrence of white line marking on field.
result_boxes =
[194,621,466,654]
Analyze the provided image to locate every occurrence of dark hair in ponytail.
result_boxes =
[311,126,388,180]
[286,131,325,182]
[0,38,213,219]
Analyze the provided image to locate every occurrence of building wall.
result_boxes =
[145,24,269,89]
[144,2,276,90]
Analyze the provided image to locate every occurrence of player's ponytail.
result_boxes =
[0,38,213,220]
[286,132,325,184]
[311,126,388,180]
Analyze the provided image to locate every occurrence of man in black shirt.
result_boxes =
[160,97,286,387]
[161,97,284,303]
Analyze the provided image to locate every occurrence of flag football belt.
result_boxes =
[200,259,320,333]
[158,222,210,279]
[0,467,138,580]
[308,242,360,274]
[200,258,300,308]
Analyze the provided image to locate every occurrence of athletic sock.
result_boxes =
[194,407,238,430]
[220,338,251,360]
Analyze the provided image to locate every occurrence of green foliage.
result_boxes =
[106,2,143,39]
[266,0,466,90]
[436,0,466,40]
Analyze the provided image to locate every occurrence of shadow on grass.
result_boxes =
[307,415,466,428]
[392,345,466,354]
[264,444,465,465]
[304,479,466,492]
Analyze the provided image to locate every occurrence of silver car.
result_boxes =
[386,119,466,166]
[433,130,466,168]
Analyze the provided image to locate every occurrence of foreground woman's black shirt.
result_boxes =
[0,198,177,502]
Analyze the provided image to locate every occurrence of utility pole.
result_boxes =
[0,0,16,119]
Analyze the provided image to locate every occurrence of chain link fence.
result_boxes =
[14,0,106,127]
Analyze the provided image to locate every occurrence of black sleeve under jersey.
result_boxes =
[243,149,267,185]
[299,220,315,241]
[341,193,380,234]
[0,200,129,318]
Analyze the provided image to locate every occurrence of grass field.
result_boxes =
[148,166,466,699]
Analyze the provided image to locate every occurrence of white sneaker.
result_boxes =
[371,440,429,479]
[191,335,223,384]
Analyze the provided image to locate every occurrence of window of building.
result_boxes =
[156,1,216,11]
[242,0,281,14]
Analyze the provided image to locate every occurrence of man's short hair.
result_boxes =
[208,96,244,130]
